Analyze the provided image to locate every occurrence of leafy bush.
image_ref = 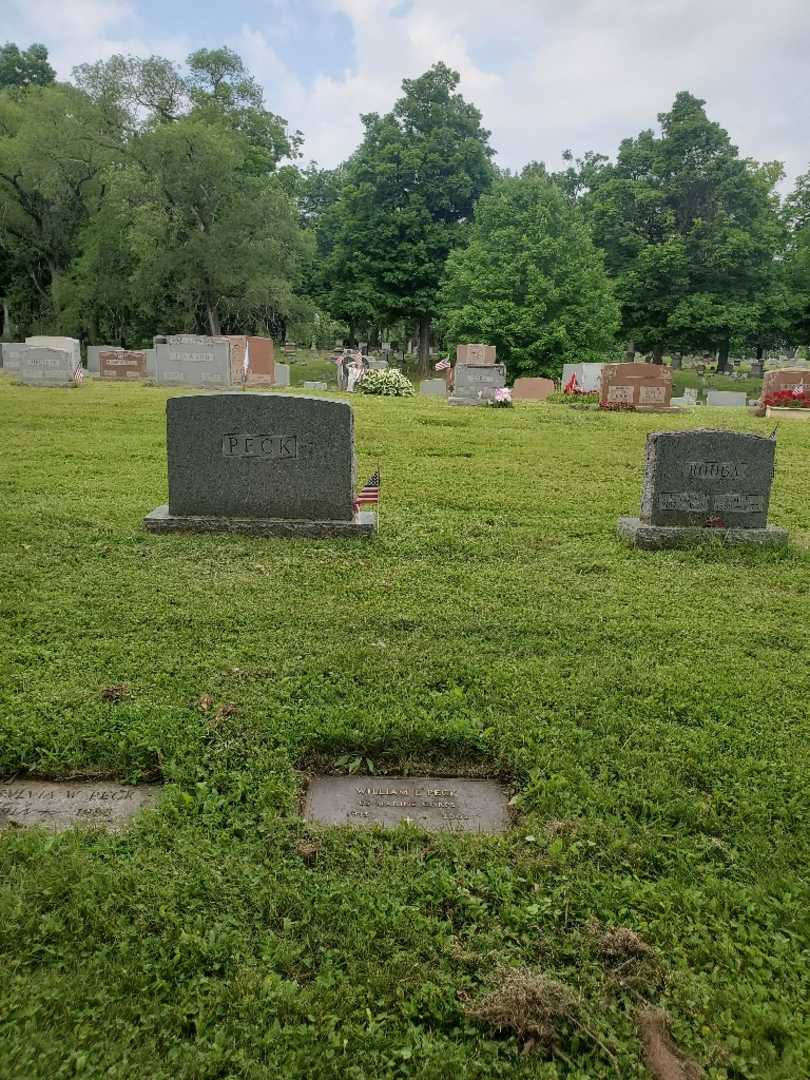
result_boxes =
[357,368,415,396]
[546,390,599,405]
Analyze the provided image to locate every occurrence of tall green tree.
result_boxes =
[0,43,55,89]
[319,63,494,368]
[0,83,109,334]
[567,92,783,369]
[440,169,620,379]
[784,164,810,347]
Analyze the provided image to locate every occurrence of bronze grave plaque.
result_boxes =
[303,775,510,833]
[0,780,160,832]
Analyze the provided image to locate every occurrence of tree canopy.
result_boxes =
[0,40,807,361]
[440,170,620,378]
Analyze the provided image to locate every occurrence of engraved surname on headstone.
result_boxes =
[221,433,298,459]
[0,780,159,831]
[304,775,510,833]
[685,461,747,480]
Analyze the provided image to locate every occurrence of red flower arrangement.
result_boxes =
[762,388,810,409]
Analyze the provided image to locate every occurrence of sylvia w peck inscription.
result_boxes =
[0,780,159,831]
[304,775,510,833]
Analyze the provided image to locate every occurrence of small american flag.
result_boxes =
[73,364,85,384]
[353,469,380,512]
[434,357,450,371]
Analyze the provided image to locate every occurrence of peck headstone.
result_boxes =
[618,429,787,549]
[145,393,375,538]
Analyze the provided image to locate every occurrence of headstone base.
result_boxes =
[144,505,376,538]
[448,395,489,407]
[618,517,788,550]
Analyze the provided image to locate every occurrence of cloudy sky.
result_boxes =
[5,0,810,185]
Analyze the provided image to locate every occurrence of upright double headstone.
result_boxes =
[618,429,787,549]
[5,345,79,386]
[100,349,147,380]
[144,394,375,537]
[600,363,672,409]
[450,342,505,406]
[154,337,232,387]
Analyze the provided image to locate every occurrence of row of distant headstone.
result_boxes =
[419,349,808,409]
[0,334,290,389]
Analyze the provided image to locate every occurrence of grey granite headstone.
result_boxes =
[0,780,159,832]
[86,345,103,373]
[304,775,510,833]
[706,390,747,407]
[420,378,448,397]
[618,429,787,548]
[303,381,328,390]
[368,359,389,371]
[145,393,375,537]
[450,363,506,405]
[0,343,27,372]
[25,335,81,368]
[274,363,290,387]
[16,347,77,386]
[155,340,231,387]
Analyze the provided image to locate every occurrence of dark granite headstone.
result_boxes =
[0,780,159,831]
[304,775,510,833]
[450,363,506,405]
[619,429,788,548]
[145,393,374,537]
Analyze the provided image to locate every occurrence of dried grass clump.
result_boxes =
[638,1007,703,1080]
[465,967,579,1047]
[589,920,655,963]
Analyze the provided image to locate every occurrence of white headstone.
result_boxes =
[25,336,81,368]
[706,390,747,408]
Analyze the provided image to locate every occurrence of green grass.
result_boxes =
[672,370,762,399]
[1,378,809,1079]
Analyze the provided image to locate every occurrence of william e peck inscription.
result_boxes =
[0,781,159,832]
[304,775,510,833]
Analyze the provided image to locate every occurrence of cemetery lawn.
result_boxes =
[2,380,810,1080]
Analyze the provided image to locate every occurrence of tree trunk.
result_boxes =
[717,337,730,373]
[625,339,636,362]
[418,315,431,373]
[0,298,11,341]
[207,303,221,337]
[652,348,663,365]
[756,345,763,360]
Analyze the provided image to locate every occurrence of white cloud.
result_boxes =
[4,0,809,183]
[250,0,810,184]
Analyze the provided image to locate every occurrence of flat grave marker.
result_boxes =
[304,775,510,833]
[0,780,159,832]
